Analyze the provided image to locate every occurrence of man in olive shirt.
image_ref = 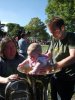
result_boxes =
[47,17,75,100]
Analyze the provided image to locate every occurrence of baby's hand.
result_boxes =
[28,70,35,75]
[18,63,24,68]
[17,63,24,72]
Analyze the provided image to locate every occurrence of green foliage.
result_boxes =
[3,18,50,41]
[24,17,49,40]
[6,23,24,37]
[45,0,75,32]
[41,45,49,53]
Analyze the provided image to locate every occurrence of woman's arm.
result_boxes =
[0,74,18,84]
[0,76,9,83]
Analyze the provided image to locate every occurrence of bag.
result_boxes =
[5,79,32,100]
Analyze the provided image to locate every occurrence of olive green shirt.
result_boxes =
[49,32,75,64]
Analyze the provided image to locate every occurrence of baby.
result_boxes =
[17,43,51,75]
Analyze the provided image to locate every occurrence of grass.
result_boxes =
[41,45,49,53]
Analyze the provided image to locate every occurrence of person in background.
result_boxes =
[0,36,25,99]
[47,17,75,100]
[17,42,51,75]
[18,33,28,58]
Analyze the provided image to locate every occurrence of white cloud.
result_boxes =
[1,21,8,32]
[1,21,8,24]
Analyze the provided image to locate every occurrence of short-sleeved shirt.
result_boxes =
[49,32,75,64]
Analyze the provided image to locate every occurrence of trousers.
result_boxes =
[50,74,75,100]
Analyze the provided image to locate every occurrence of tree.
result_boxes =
[24,17,49,41]
[45,0,75,32]
[6,23,25,37]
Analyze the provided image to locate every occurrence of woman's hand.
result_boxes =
[0,74,19,84]
[7,74,19,82]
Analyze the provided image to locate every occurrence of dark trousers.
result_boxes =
[0,95,5,100]
[50,75,75,100]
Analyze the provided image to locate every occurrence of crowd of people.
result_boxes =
[0,17,75,100]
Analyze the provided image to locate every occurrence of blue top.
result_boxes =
[18,38,28,54]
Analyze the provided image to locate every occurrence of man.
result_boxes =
[47,17,75,100]
[18,33,28,58]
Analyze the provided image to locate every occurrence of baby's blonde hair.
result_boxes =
[27,43,42,55]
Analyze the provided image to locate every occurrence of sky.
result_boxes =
[0,0,48,27]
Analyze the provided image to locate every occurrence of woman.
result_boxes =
[0,36,25,99]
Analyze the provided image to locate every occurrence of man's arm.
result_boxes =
[56,48,75,69]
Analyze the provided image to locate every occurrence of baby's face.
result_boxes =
[28,52,39,61]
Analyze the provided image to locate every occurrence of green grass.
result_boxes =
[41,45,49,53]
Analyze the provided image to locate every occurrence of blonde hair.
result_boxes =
[27,43,42,55]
